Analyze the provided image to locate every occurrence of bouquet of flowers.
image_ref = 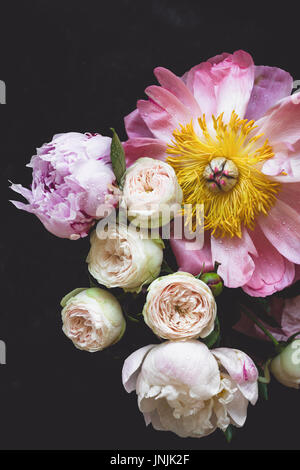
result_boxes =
[10,50,300,441]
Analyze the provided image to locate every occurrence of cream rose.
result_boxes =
[86,224,164,293]
[270,340,300,389]
[61,287,125,352]
[122,341,258,438]
[142,272,217,340]
[120,157,183,228]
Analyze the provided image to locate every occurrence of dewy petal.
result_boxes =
[211,228,257,288]
[123,138,167,166]
[258,199,300,264]
[170,231,214,275]
[122,345,155,393]
[212,348,258,405]
[124,108,154,139]
[243,226,295,297]
[256,95,300,147]
[137,99,176,142]
[245,65,293,121]
[154,67,201,116]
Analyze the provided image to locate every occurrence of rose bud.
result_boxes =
[61,287,126,352]
[10,132,117,239]
[270,340,300,389]
[200,272,224,297]
[120,157,183,228]
[86,224,164,293]
[122,341,258,438]
[142,272,217,340]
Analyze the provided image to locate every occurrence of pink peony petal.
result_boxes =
[258,199,300,264]
[210,228,257,288]
[245,65,293,121]
[256,95,300,147]
[123,137,167,166]
[137,99,176,142]
[145,85,192,126]
[154,66,201,116]
[170,232,214,275]
[242,226,295,297]
[124,108,154,139]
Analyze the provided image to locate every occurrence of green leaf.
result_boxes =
[110,128,126,186]
[223,424,235,443]
[202,316,220,348]
[287,331,300,343]
[258,381,268,401]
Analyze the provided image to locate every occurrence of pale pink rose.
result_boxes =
[122,341,258,438]
[120,157,182,228]
[142,272,216,340]
[86,224,164,293]
[123,50,300,297]
[61,287,125,352]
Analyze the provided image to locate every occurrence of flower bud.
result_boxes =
[270,340,300,389]
[200,272,223,297]
[61,287,126,352]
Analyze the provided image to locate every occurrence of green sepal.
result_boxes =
[110,128,126,187]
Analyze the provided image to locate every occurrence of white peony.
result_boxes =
[122,341,258,438]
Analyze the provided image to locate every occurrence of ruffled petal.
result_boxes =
[212,348,258,405]
[145,85,192,126]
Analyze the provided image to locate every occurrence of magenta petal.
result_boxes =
[245,65,293,121]
[124,108,154,139]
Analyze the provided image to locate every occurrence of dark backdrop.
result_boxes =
[1,0,299,450]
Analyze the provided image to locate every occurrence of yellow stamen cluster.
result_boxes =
[166,111,280,238]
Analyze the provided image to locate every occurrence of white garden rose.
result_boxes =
[122,341,258,438]
[270,340,300,389]
[61,287,125,352]
[120,157,183,228]
[142,272,217,340]
[86,224,164,293]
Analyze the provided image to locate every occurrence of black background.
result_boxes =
[1,0,299,450]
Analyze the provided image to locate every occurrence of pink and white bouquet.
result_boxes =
[10,50,300,442]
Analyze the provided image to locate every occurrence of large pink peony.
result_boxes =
[10,132,117,239]
[124,50,300,297]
